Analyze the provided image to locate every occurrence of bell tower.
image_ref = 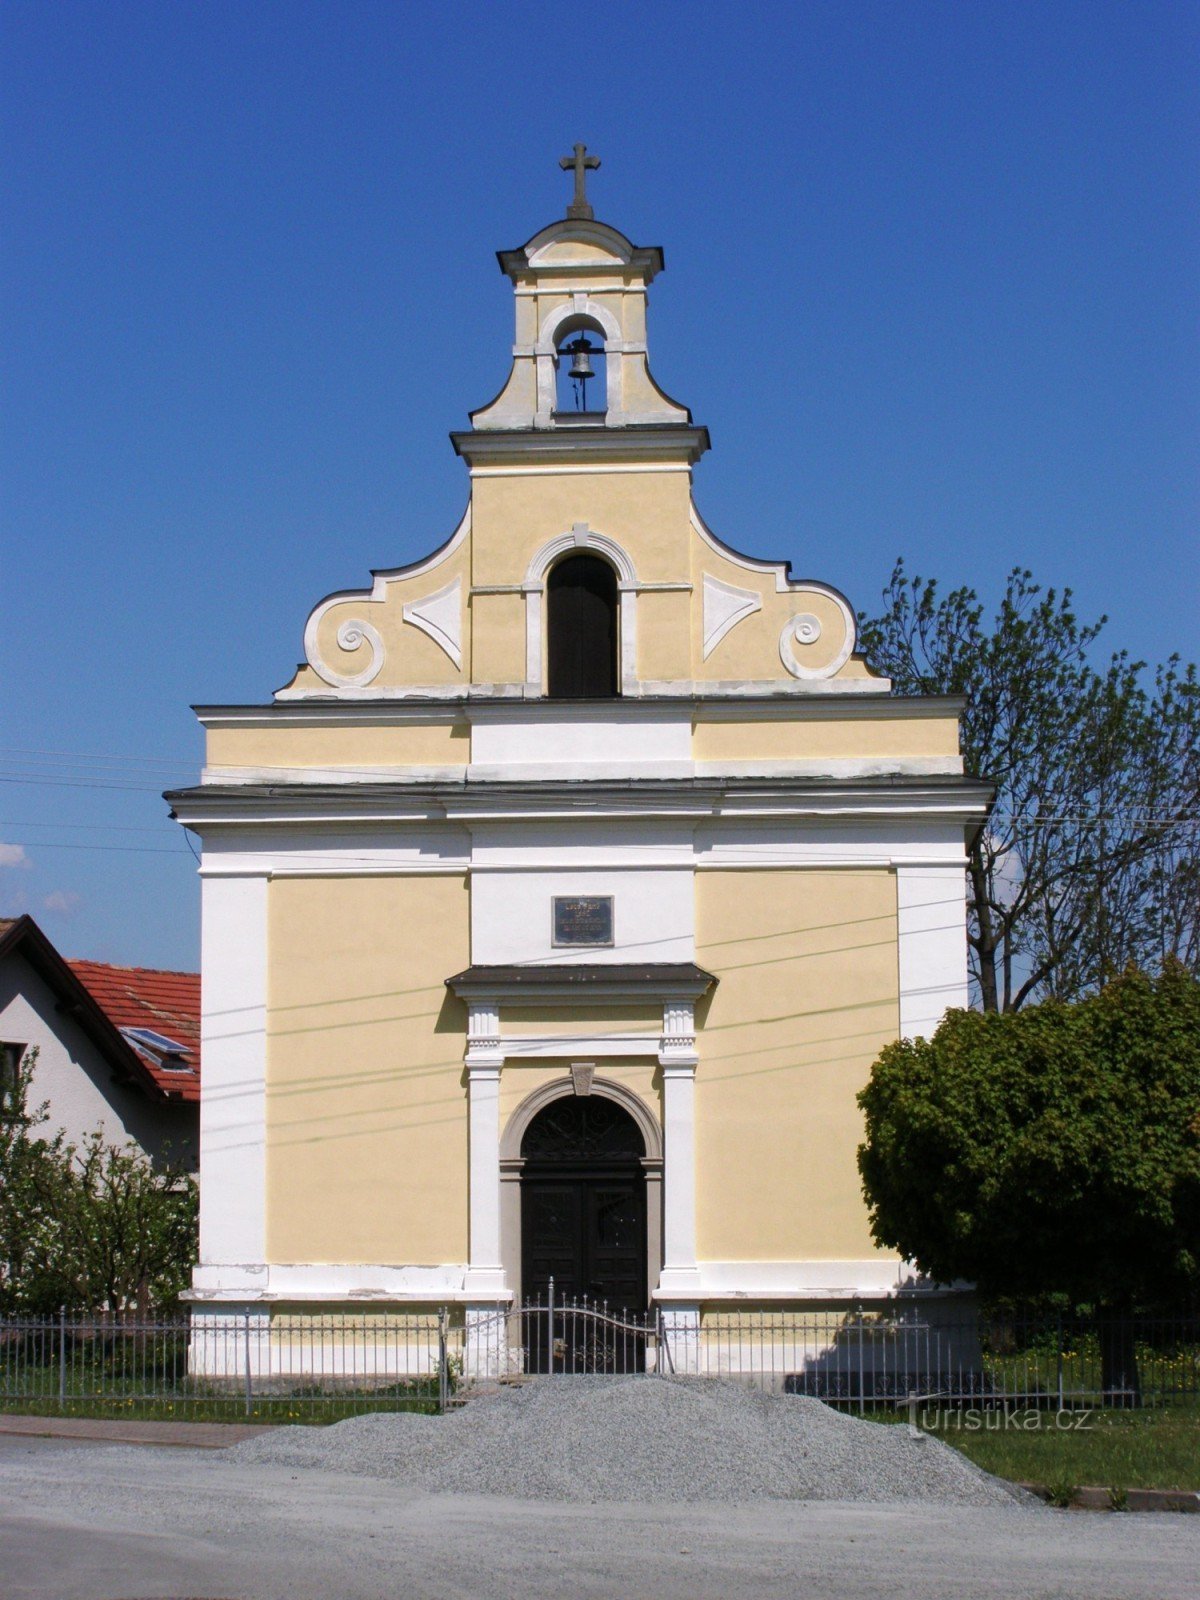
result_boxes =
[469,144,703,436]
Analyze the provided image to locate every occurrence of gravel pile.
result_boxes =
[232,1377,1024,1506]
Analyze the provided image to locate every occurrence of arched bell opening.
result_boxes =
[553,316,608,417]
[546,552,620,698]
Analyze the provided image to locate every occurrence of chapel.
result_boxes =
[170,151,990,1359]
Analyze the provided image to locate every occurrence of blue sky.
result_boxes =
[2,0,1197,970]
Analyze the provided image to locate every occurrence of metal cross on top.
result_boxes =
[560,143,600,221]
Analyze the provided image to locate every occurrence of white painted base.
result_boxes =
[464,1303,511,1379]
[187,1304,440,1381]
[655,1259,920,1302]
[189,1257,934,1307]
[188,1261,475,1303]
[658,1304,701,1374]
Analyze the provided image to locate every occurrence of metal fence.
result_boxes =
[1,1300,1196,1422]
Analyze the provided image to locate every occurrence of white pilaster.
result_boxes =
[197,873,269,1276]
[896,863,969,1040]
[463,1042,507,1296]
[658,1040,701,1294]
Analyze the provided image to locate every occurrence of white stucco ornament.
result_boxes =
[702,574,762,659]
[304,618,386,689]
[402,577,463,669]
[778,590,856,680]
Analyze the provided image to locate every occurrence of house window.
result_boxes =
[0,1041,26,1117]
[547,554,619,698]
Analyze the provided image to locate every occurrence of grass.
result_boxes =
[0,1392,440,1424]
[912,1403,1200,1492]
[0,1357,444,1424]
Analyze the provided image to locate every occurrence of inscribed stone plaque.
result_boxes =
[552,895,614,947]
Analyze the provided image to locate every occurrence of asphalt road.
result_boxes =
[0,1433,1196,1600]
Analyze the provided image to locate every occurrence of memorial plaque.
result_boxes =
[552,895,614,947]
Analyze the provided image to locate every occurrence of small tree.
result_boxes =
[858,563,1199,1010]
[0,1049,198,1316]
[857,965,1200,1397]
[0,1050,68,1315]
[39,1135,198,1317]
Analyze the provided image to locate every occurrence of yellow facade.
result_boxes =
[695,869,899,1263]
[265,874,469,1264]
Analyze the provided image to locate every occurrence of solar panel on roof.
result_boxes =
[121,1026,192,1062]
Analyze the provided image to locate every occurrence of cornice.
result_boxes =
[193,693,963,728]
[167,774,994,830]
[450,424,710,467]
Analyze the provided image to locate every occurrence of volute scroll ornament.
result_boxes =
[778,589,856,681]
[306,617,386,689]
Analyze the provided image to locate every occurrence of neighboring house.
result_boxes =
[0,915,199,1169]
[169,157,990,1349]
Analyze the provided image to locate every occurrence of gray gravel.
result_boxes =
[233,1375,1024,1506]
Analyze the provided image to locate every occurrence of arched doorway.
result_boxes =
[520,1094,647,1314]
[546,553,619,698]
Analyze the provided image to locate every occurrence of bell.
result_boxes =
[567,336,595,380]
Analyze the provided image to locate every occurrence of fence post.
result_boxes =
[857,1313,865,1416]
[437,1306,448,1414]
[243,1307,252,1418]
[1055,1310,1064,1411]
[547,1277,554,1378]
[58,1307,66,1410]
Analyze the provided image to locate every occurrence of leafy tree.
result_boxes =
[0,1049,198,1316]
[0,1049,66,1315]
[857,965,1200,1395]
[858,563,1199,1010]
[37,1134,198,1317]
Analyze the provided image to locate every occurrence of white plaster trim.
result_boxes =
[524,525,637,584]
[661,1061,698,1278]
[274,683,523,703]
[196,875,268,1275]
[779,590,857,681]
[497,1033,663,1060]
[466,1062,505,1294]
[500,1076,662,1163]
[303,619,384,689]
[176,789,989,836]
[402,577,463,669]
[197,827,470,880]
[468,462,694,477]
[514,283,646,297]
[636,678,889,697]
[523,525,638,693]
[690,697,961,723]
[297,506,469,694]
[690,501,796,593]
[191,693,959,729]
[692,758,963,780]
[653,1260,916,1302]
[466,761,696,784]
[535,297,623,419]
[198,705,473,727]
[189,1262,472,1301]
[896,862,969,1040]
[702,573,762,660]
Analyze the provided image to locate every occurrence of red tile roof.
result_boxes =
[68,960,201,1102]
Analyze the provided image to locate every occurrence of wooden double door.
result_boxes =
[518,1093,649,1372]
[521,1169,647,1312]
[521,1169,648,1374]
